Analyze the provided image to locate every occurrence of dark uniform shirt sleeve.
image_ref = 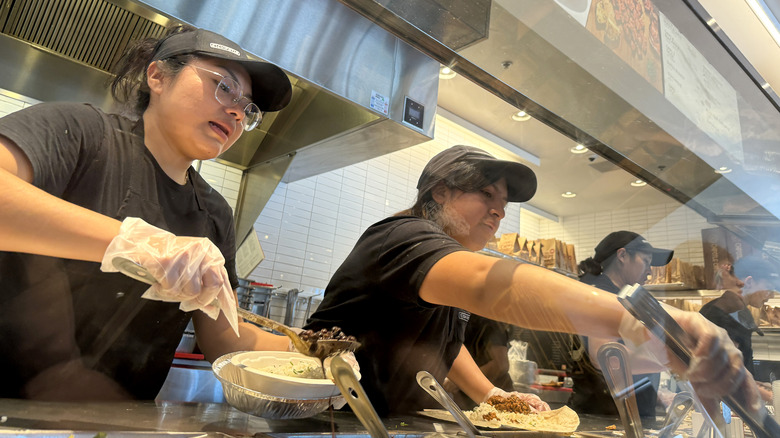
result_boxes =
[0,102,104,195]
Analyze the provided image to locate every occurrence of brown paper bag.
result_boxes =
[529,240,541,264]
[566,243,577,274]
[540,238,557,269]
[498,233,520,255]
[555,240,567,270]
[515,236,530,260]
[669,258,683,284]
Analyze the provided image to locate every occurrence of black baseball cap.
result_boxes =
[417,145,537,202]
[151,28,292,112]
[594,231,674,266]
[734,255,780,291]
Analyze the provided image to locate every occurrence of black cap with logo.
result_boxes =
[416,145,537,202]
[151,28,292,112]
[593,231,674,266]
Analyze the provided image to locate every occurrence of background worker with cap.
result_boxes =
[0,25,295,400]
[700,254,780,401]
[568,231,674,418]
[304,146,756,417]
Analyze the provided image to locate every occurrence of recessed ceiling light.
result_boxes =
[630,179,647,187]
[439,66,456,80]
[715,166,732,174]
[561,191,576,198]
[511,110,531,122]
[570,144,589,154]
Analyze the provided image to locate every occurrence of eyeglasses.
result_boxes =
[189,65,262,131]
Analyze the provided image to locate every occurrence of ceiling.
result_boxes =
[435,0,780,220]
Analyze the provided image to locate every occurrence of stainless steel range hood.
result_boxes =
[0,0,442,240]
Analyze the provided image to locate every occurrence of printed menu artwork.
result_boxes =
[554,0,744,160]
[660,13,743,160]
[584,0,663,92]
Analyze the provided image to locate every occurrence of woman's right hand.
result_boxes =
[673,310,760,416]
[100,217,238,333]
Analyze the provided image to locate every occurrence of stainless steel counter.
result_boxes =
[0,399,627,437]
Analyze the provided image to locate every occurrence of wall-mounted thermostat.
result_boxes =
[403,96,424,129]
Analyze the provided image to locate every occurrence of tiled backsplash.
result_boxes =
[0,88,40,117]
[195,160,242,211]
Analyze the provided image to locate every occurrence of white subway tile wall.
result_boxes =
[196,161,241,211]
[0,88,41,117]
[543,203,708,266]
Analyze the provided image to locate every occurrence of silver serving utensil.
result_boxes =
[330,355,389,438]
[597,342,644,438]
[619,284,780,438]
[416,371,483,438]
[657,392,694,438]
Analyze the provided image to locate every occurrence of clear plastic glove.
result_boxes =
[483,387,550,412]
[618,305,760,419]
[100,217,239,336]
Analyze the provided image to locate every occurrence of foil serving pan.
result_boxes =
[212,352,340,420]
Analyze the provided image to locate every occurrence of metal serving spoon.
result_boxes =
[330,355,389,438]
[416,371,483,438]
[112,257,360,361]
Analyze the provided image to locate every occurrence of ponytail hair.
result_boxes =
[577,257,602,278]
[578,248,638,278]
[110,24,196,117]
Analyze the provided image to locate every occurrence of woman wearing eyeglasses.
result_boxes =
[0,26,293,400]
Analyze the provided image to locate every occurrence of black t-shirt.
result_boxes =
[569,273,660,417]
[0,102,238,399]
[305,216,467,416]
[700,298,756,374]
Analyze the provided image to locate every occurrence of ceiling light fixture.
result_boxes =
[561,191,576,198]
[630,179,647,187]
[511,110,531,122]
[715,166,732,174]
[570,144,589,154]
[439,66,456,79]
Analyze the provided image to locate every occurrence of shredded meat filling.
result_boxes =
[486,395,532,415]
[481,411,498,422]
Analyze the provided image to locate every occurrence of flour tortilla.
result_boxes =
[419,404,580,434]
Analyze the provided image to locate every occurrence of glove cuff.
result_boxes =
[482,386,503,403]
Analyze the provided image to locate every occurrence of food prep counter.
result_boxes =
[0,398,653,437]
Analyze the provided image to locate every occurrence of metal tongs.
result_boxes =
[596,342,644,438]
[416,371,483,438]
[657,392,694,438]
[598,341,693,438]
[330,355,389,438]
[618,284,780,438]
